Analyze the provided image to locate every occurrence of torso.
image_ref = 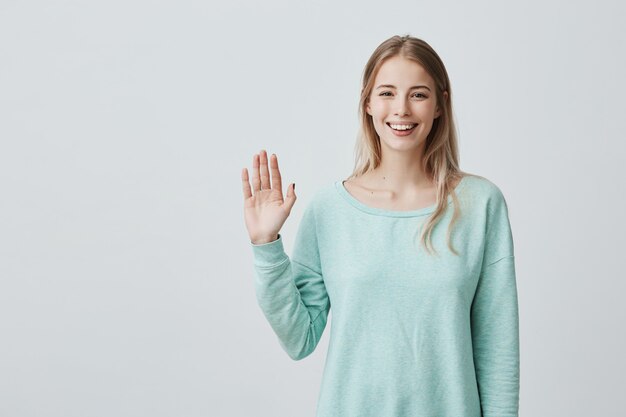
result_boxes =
[342,174,461,212]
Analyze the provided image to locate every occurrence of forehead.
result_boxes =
[374,56,434,87]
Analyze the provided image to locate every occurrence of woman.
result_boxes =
[241,34,519,417]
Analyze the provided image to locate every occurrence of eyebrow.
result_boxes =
[375,84,431,91]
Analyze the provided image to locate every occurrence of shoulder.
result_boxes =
[461,173,503,195]
[459,173,512,219]
[307,181,342,205]
[461,173,508,201]
[461,175,515,260]
[296,181,341,220]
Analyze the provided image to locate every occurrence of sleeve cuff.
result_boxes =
[251,233,289,268]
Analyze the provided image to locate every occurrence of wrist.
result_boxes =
[251,234,279,245]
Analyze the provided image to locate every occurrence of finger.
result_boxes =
[259,149,270,190]
[241,167,252,199]
[252,153,261,192]
[285,183,297,212]
[270,153,283,194]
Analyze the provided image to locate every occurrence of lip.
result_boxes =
[387,122,417,136]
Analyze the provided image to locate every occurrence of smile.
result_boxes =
[386,122,417,135]
[386,122,417,131]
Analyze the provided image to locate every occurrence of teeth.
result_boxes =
[389,123,416,130]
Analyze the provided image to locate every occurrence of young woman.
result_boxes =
[241,34,519,417]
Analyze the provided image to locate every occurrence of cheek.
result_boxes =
[369,100,387,117]
[418,101,438,116]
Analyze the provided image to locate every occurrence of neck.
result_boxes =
[369,144,433,192]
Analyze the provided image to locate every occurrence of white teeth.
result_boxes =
[389,123,416,131]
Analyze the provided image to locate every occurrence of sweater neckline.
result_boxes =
[334,175,468,218]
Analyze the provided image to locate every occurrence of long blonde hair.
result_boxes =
[348,34,474,256]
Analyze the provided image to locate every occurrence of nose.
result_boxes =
[394,97,410,116]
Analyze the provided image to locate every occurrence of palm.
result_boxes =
[241,150,296,244]
[244,187,287,235]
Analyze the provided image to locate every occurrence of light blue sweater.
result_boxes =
[250,174,519,417]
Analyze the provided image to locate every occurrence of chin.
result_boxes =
[380,138,423,151]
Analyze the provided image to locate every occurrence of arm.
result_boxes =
[470,188,520,417]
[250,201,331,361]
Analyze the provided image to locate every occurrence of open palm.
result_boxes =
[242,149,296,244]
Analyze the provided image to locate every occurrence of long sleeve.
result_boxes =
[470,188,520,417]
[250,200,331,361]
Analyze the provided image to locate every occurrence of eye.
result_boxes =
[378,91,393,97]
[412,92,427,98]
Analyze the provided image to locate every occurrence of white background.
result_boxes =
[1,0,625,416]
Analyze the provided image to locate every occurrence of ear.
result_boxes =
[365,100,372,116]
[434,90,448,119]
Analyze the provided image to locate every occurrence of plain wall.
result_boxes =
[1,0,625,416]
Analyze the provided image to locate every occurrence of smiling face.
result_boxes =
[366,55,446,152]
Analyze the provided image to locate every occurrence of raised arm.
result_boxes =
[251,203,330,360]
[242,149,330,360]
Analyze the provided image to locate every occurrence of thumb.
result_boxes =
[285,183,297,211]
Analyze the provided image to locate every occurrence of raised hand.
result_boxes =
[242,149,296,244]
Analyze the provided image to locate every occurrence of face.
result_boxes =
[366,55,447,152]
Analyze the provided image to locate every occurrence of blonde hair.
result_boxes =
[348,34,475,256]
